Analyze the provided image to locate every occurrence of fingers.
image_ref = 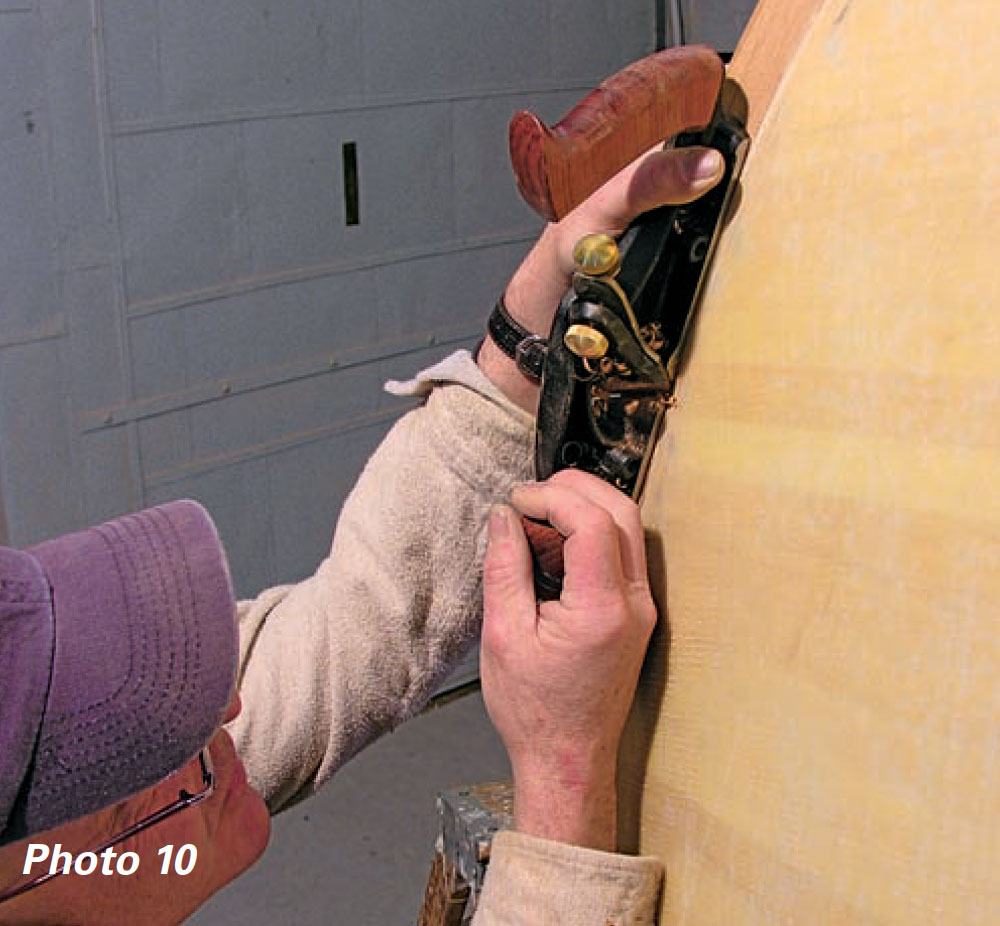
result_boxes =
[510,470,648,593]
[563,144,724,240]
[513,484,623,594]
[483,504,538,632]
[548,469,650,586]
[624,146,724,215]
[493,143,724,361]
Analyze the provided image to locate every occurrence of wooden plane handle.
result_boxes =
[509,46,725,221]
[521,516,566,601]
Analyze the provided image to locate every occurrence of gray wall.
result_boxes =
[0,1,655,596]
[0,1,755,596]
[662,0,758,49]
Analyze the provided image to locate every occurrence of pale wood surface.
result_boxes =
[724,0,824,136]
[620,0,1000,922]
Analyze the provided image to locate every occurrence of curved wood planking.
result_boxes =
[724,0,825,136]
[620,0,1000,922]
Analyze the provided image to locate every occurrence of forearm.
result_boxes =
[476,224,562,415]
[228,356,534,811]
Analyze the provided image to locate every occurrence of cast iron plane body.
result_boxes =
[507,47,750,597]
[536,111,749,498]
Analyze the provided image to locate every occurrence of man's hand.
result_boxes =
[480,469,658,851]
[479,144,724,412]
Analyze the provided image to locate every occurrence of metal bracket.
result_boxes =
[417,783,513,925]
[535,100,750,499]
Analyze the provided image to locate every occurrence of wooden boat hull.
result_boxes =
[620,1,1000,921]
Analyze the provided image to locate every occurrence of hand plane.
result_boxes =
[508,46,750,598]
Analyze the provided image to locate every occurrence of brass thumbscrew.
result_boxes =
[564,324,610,359]
[564,234,623,360]
[572,233,621,277]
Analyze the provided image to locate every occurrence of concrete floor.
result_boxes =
[189,690,510,925]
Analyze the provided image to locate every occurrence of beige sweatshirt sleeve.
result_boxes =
[473,831,663,926]
[227,351,535,812]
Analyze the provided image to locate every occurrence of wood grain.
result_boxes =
[416,852,469,926]
[620,0,1000,922]
[725,0,826,136]
[509,46,723,220]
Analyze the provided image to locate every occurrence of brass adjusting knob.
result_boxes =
[572,233,621,277]
[564,324,609,359]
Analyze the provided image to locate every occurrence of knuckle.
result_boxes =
[609,589,658,637]
[549,467,601,500]
[552,469,643,525]
[636,593,659,632]
[618,497,644,534]
[586,504,618,537]
[549,467,584,487]
[590,590,632,633]
[480,612,508,656]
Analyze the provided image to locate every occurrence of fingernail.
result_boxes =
[691,149,724,184]
[488,505,511,540]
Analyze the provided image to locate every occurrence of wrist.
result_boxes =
[513,779,617,852]
[503,224,568,333]
[476,222,580,412]
[477,330,541,415]
[487,294,548,383]
[511,752,618,851]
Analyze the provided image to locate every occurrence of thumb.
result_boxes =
[483,504,537,630]
[623,145,724,217]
